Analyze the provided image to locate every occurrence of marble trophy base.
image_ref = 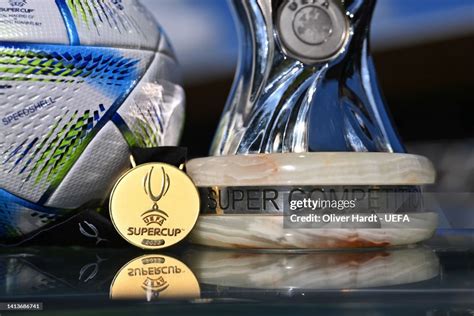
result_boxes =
[187,153,437,249]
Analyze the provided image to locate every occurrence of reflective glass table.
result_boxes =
[1,229,473,315]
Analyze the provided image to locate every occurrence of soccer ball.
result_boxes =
[0,0,184,243]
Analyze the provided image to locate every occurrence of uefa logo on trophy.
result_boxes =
[187,0,437,249]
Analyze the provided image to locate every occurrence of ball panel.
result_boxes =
[0,0,69,45]
[156,27,176,58]
[0,188,66,242]
[0,43,153,203]
[116,51,185,148]
[45,122,130,209]
[64,0,160,50]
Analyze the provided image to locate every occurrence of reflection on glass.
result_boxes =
[0,249,120,296]
[184,247,439,291]
[110,254,200,301]
[0,249,199,301]
[0,246,441,300]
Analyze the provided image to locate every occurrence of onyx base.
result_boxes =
[188,214,437,249]
[187,153,437,249]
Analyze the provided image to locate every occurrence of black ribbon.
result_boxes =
[130,146,187,169]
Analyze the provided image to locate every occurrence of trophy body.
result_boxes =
[187,0,437,249]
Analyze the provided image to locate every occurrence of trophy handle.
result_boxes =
[211,0,405,155]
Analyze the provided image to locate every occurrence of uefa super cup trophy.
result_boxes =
[187,0,437,249]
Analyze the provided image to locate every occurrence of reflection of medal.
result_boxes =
[110,254,200,301]
[109,157,200,249]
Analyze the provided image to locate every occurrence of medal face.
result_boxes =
[110,254,200,300]
[109,163,200,249]
[277,0,349,63]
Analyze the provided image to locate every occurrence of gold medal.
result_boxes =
[110,254,200,300]
[109,160,200,249]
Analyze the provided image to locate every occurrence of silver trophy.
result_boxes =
[187,0,437,249]
[211,0,404,155]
